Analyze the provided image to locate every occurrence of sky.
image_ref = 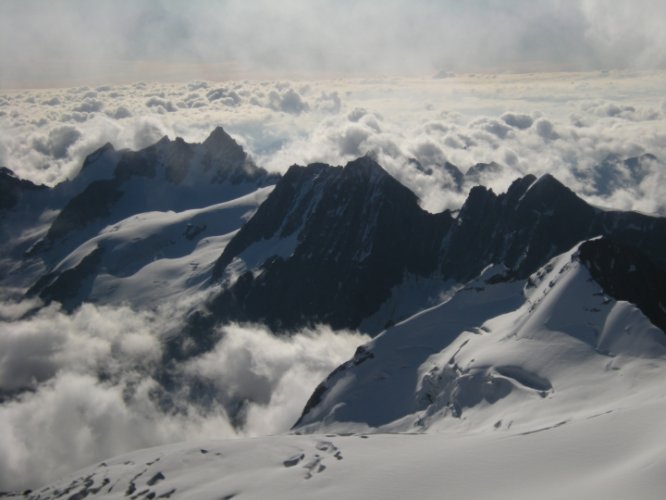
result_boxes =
[1,0,666,87]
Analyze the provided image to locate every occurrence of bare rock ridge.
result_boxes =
[8,125,665,342]
[578,237,666,333]
[208,156,453,331]
[437,172,666,281]
[207,166,666,334]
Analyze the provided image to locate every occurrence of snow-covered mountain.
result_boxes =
[295,238,666,431]
[2,127,666,498]
[17,239,666,500]
[1,127,278,310]
[208,156,452,331]
[6,139,664,333]
[27,188,272,311]
[206,158,666,335]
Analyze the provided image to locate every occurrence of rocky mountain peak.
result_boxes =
[203,126,237,147]
[31,128,279,255]
[206,159,453,332]
[578,237,666,333]
[201,165,666,336]
[0,166,16,178]
[202,126,245,161]
[342,155,387,180]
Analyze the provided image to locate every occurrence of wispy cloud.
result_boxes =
[0,300,368,490]
[1,0,665,86]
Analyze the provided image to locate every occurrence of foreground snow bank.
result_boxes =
[25,396,666,500]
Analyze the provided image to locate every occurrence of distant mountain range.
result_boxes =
[2,127,666,498]
[206,156,666,335]
[4,128,663,336]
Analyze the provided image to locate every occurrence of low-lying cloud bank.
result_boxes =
[0,300,368,490]
[1,73,665,215]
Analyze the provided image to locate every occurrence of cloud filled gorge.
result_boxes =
[1,72,666,214]
[0,299,368,490]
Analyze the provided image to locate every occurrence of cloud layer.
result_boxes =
[0,300,368,490]
[1,1,666,86]
[1,72,665,214]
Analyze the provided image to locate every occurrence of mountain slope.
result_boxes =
[20,240,666,499]
[207,165,666,334]
[295,239,666,431]
[3,143,666,499]
[8,239,666,500]
[209,157,453,331]
[32,127,276,260]
[27,188,272,311]
[9,127,278,309]
[22,407,666,500]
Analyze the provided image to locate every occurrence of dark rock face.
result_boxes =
[210,157,454,330]
[27,246,103,312]
[0,167,47,210]
[45,180,123,243]
[202,126,268,184]
[579,237,666,333]
[440,173,666,282]
[440,174,599,280]
[208,166,666,335]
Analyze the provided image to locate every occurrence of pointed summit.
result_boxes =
[203,126,244,156]
[0,166,17,179]
[60,141,120,195]
[200,126,254,182]
[518,173,593,217]
[208,157,453,330]
[156,135,171,146]
[507,174,537,196]
[527,172,565,192]
[343,155,387,179]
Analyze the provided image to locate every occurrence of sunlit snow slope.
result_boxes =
[296,242,666,433]
[24,411,666,500]
[6,127,277,309]
[22,241,666,500]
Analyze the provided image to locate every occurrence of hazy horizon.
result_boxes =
[2,0,666,87]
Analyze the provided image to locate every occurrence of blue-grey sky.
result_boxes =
[1,0,665,86]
